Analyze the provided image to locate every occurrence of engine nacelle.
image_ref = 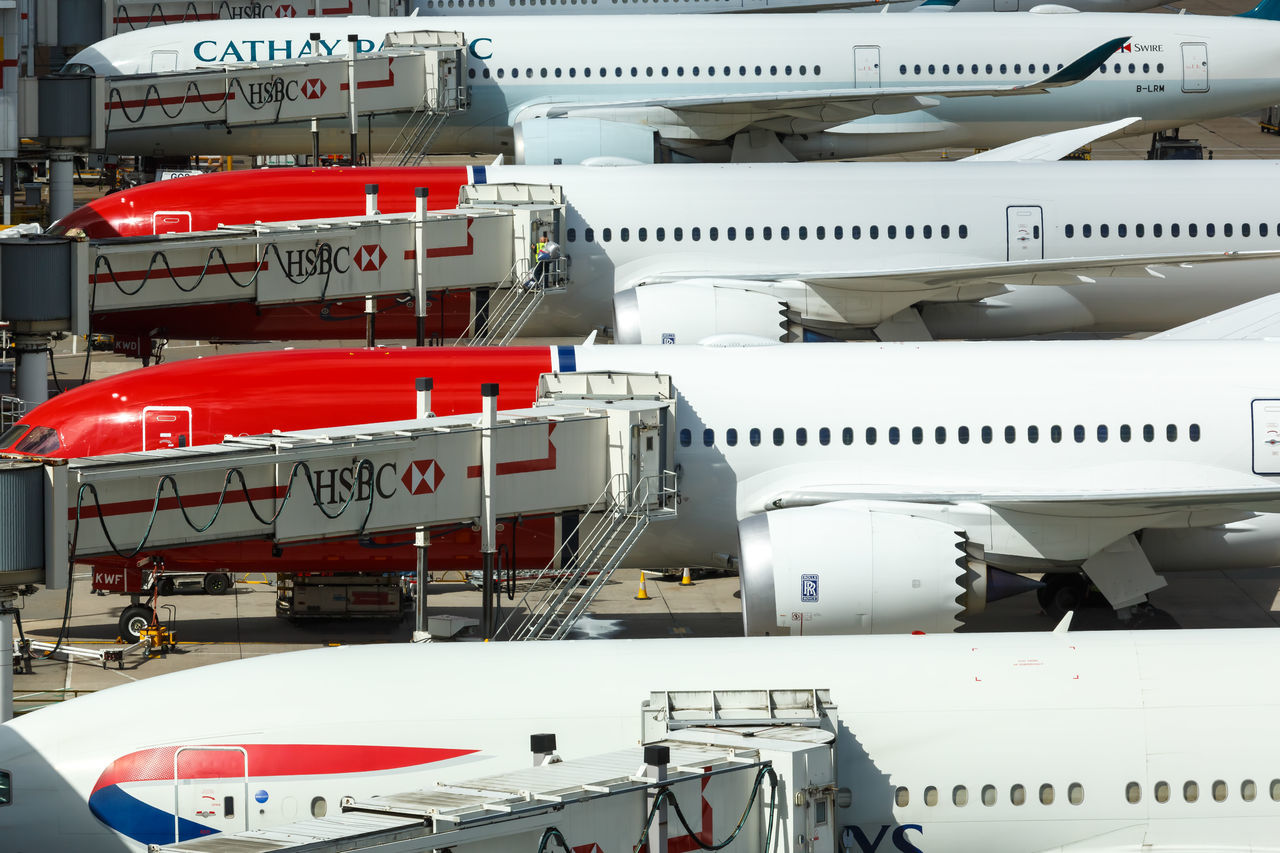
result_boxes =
[739,504,988,635]
[514,117,660,165]
[614,281,788,345]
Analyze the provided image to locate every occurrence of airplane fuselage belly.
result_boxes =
[10,632,1280,852]
[79,13,1280,158]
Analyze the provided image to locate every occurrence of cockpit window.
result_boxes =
[12,426,60,456]
[59,62,97,76]
[0,768,11,805]
[0,423,29,450]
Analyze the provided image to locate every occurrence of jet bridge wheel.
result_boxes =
[119,604,155,643]
[1037,572,1089,619]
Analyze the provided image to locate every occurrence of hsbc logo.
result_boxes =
[275,3,296,15]
[301,78,326,99]
[355,244,387,272]
[402,460,445,495]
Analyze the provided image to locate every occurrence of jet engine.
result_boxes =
[613,282,789,344]
[738,504,990,635]
[514,117,661,165]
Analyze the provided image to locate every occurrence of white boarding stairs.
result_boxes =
[497,470,677,641]
[383,30,470,166]
[455,255,568,346]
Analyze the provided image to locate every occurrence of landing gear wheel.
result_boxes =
[1038,574,1088,619]
[203,573,231,596]
[119,604,154,643]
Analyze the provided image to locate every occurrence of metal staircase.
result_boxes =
[496,470,678,641]
[455,256,568,346]
[387,83,468,167]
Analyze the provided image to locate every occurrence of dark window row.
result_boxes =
[896,782,1083,808]
[567,222,969,244]
[1099,62,1165,75]
[472,62,821,80]
[1126,779,1279,805]
[899,62,1063,76]
[1064,222,1274,240]
[677,422,1201,448]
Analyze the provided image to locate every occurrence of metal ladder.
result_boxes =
[455,256,568,346]
[386,84,467,167]
[497,471,677,641]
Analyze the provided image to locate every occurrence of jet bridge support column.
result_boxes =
[347,34,360,165]
[364,184,378,346]
[413,377,432,643]
[49,153,75,223]
[415,187,428,347]
[0,590,14,722]
[480,382,497,640]
[14,334,48,405]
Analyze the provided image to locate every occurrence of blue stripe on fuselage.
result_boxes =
[557,345,576,372]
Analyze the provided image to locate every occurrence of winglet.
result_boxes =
[963,117,1139,162]
[1053,612,1074,633]
[1034,36,1130,89]
[1240,0,1280,19]
[1149,292,1280,341]
[916,0,959,10]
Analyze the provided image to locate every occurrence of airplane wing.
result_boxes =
[636,249,1280,294]
[741,461,1280,518]
[962,117,1140,162]
[516,37,1128,131]
[1147,291,1280,341]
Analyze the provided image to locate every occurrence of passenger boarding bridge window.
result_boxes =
[727,428,738,447]
[750,428,761,447]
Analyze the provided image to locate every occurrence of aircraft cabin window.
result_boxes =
[815,65,822,75]
[566,227,576,243]
[620,227,630,242]
[746,226,755,240]
[799,226,808,240]
[727,227,735,240]
[646,67,653,77]
[1120,424,1131,442]
[906,225,915,239]
[1213,780,1227,802]
[1097,425,1108,442]
[726,428,738,446]
[953,785,968,806]
[1100,224,1109,238]
[584,228,595,243]
[602,228,612,242]
[941,225,951,239]
[770,65,778,75]
[889,427,901,445]
[1040,785,1055,806]
[773,428,784,446]
[1011,784,1026,806]
[935,426,946,444]
[1154,223,1162,237]
[1144,424,1155,442]
[800,65,807,76]
[1171,223,1181,238]
[1051,425,1062,443]
[841,427,852,445]
[1271,779,1280,801]
[755,65,762,75]
[656,227,665,241]
[888,225,897,239]
[661,67,669,77]
[912,426,923,445]
[1155,781,1170,803]
[1243,780,1257,802]
[692,227,701,241]
[1167,424,1178,442]
[796,427,808,446]
[468,68,476,79]
[570,67,577,78]
[312,797,328,818]
[1136,223,1143,237]
[1262,224,1269,237]
[923,225,932,238]
[750,428,761,447]
[675,227,684,241]
[763,226,773,240]
[924,786,939,807]
[1190,423,1201,441]
[896,787,910,807]
[1015,63,1022,73]
[835,226,844,239]
[780,226,790,240]
[1119,224,1127,238]
[1073,425,1085,443]
[960,225,969,239]
[679,428,691,447]
[943,64,950,75]
[866,427,877,445]
[630,66,638,77]
[986,63,993,74]
[816,226,825,239]
[709,227,718,241]
[677,66,684,77]
[1241,223,1248,237]
[1143,62,1150,72]
[1184,781,1199,803]
[1128,63,1135,73]
[638,227,647,242]
[820,427,831,446]
[958,426,970,444]
[1004,425,1016,444]
[852,226,862,240]
[982,785,996,806]
[497,68,505,78]
[1157,63,1165,72]
[692,66,700,76]
[541,68,548,78]
[703,428,714,447]
[1126,782,1141,804]
[981,425,993,444]
[870,225,880,240]
[785,65,792,75]
[739,65,747,75]
[1068,783,1084,805]
[914,64,922,74]
[1028,425,1039,444]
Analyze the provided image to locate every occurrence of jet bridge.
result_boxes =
[152,689,840,853]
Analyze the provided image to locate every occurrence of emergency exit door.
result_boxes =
[853,46,880,88]
[1181,43,1209,93]
[173,747,248,842]
[1006,206,1044,261]
[1252,400,1280,474]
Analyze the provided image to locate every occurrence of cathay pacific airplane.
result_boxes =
[9,296,1280,632]
[47,157,1280,344]
[5,629,1280,851]
[411,0,1169,14]
[61,0,1280,160]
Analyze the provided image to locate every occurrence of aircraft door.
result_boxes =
[151,50,179,72]
[143,406,192,450]
[853,47,880,88]
[1181,43,1208,93]
[173,747,248,842]
[1006,206,1043,261]
[152,210,193,234]
[1252,400,1280,474]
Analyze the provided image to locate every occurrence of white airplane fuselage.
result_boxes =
[410,0,1166,13]
[5,630,1280,852]
[68,11,1280,159]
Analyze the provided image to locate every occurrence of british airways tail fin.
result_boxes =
[1239,0,1280,20]
[1150,293,1280,341]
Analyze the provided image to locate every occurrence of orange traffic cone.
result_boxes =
[680,567,694,587]
[634,571,652,600]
